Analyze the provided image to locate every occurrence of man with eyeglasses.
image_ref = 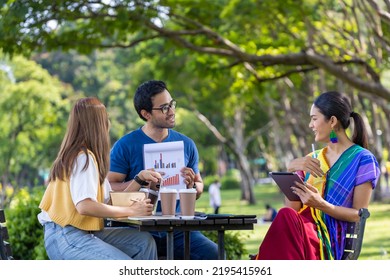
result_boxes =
[107,80,218,260]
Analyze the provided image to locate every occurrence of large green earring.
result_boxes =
[330,129,338,143]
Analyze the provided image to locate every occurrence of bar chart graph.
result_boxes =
[144,141,185,190]
[153,153,177,169]
[161,174,180,186]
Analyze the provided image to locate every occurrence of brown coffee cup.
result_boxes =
[179,188,197,219]
[159,188,177,216]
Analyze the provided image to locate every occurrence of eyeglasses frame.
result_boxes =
[151,100,177,114]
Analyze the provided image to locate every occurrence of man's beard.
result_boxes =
[151,117,175,129]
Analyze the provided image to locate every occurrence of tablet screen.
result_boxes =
[269,172,303,201]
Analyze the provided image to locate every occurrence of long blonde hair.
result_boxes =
[49,97,110,183]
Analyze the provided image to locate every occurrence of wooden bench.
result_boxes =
[0,209,14,260]
[249,207,370,260]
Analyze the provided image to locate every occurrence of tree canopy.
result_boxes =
[1,0,390,100]
[0,53,74,206]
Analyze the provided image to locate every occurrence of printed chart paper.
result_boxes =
[143,141,185,193]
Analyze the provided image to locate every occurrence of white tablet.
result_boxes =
[269,172,303,201]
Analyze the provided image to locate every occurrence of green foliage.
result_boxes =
[6,186,48,260]
[202,175,220,192]
[175,109,219,175]
[34,50,141,143]
[201,230,248,260]
[1,0,389,100]
[221,169,241,190]
[0,53,72,194]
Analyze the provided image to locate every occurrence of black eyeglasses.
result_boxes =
[151,100,177,114]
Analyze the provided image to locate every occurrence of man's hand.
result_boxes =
[180,167,195,188]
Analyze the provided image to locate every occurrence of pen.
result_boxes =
[312,143,317,158]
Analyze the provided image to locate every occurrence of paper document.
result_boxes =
[144,141,186,193]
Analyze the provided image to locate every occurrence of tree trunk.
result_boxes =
[225,107,256,204]
[194,108,257,204]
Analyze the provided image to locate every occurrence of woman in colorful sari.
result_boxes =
[255,91,380,260]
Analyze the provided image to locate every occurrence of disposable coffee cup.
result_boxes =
[139,188,159,213]
[179,188,197,219]
[159,188,177,216]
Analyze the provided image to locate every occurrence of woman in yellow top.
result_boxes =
[38,97,160,260]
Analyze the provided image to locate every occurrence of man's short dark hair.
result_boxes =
[134,80,168,121]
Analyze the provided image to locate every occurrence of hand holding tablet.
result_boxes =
[269,172,304,201]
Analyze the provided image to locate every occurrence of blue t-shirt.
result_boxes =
[110,127,200,182]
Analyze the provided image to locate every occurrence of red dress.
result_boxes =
[255,207,320,260]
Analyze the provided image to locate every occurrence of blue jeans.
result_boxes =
[43,222,157,260]
[152,201,218,260]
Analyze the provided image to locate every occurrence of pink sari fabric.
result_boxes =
[256,207,320,260]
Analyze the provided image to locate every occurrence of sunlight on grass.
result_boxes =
[195,183,390,260]
[361,203,390,259]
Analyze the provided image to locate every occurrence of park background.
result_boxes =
[0,0,389,260]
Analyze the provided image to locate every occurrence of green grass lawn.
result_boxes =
[195,183,390,260]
